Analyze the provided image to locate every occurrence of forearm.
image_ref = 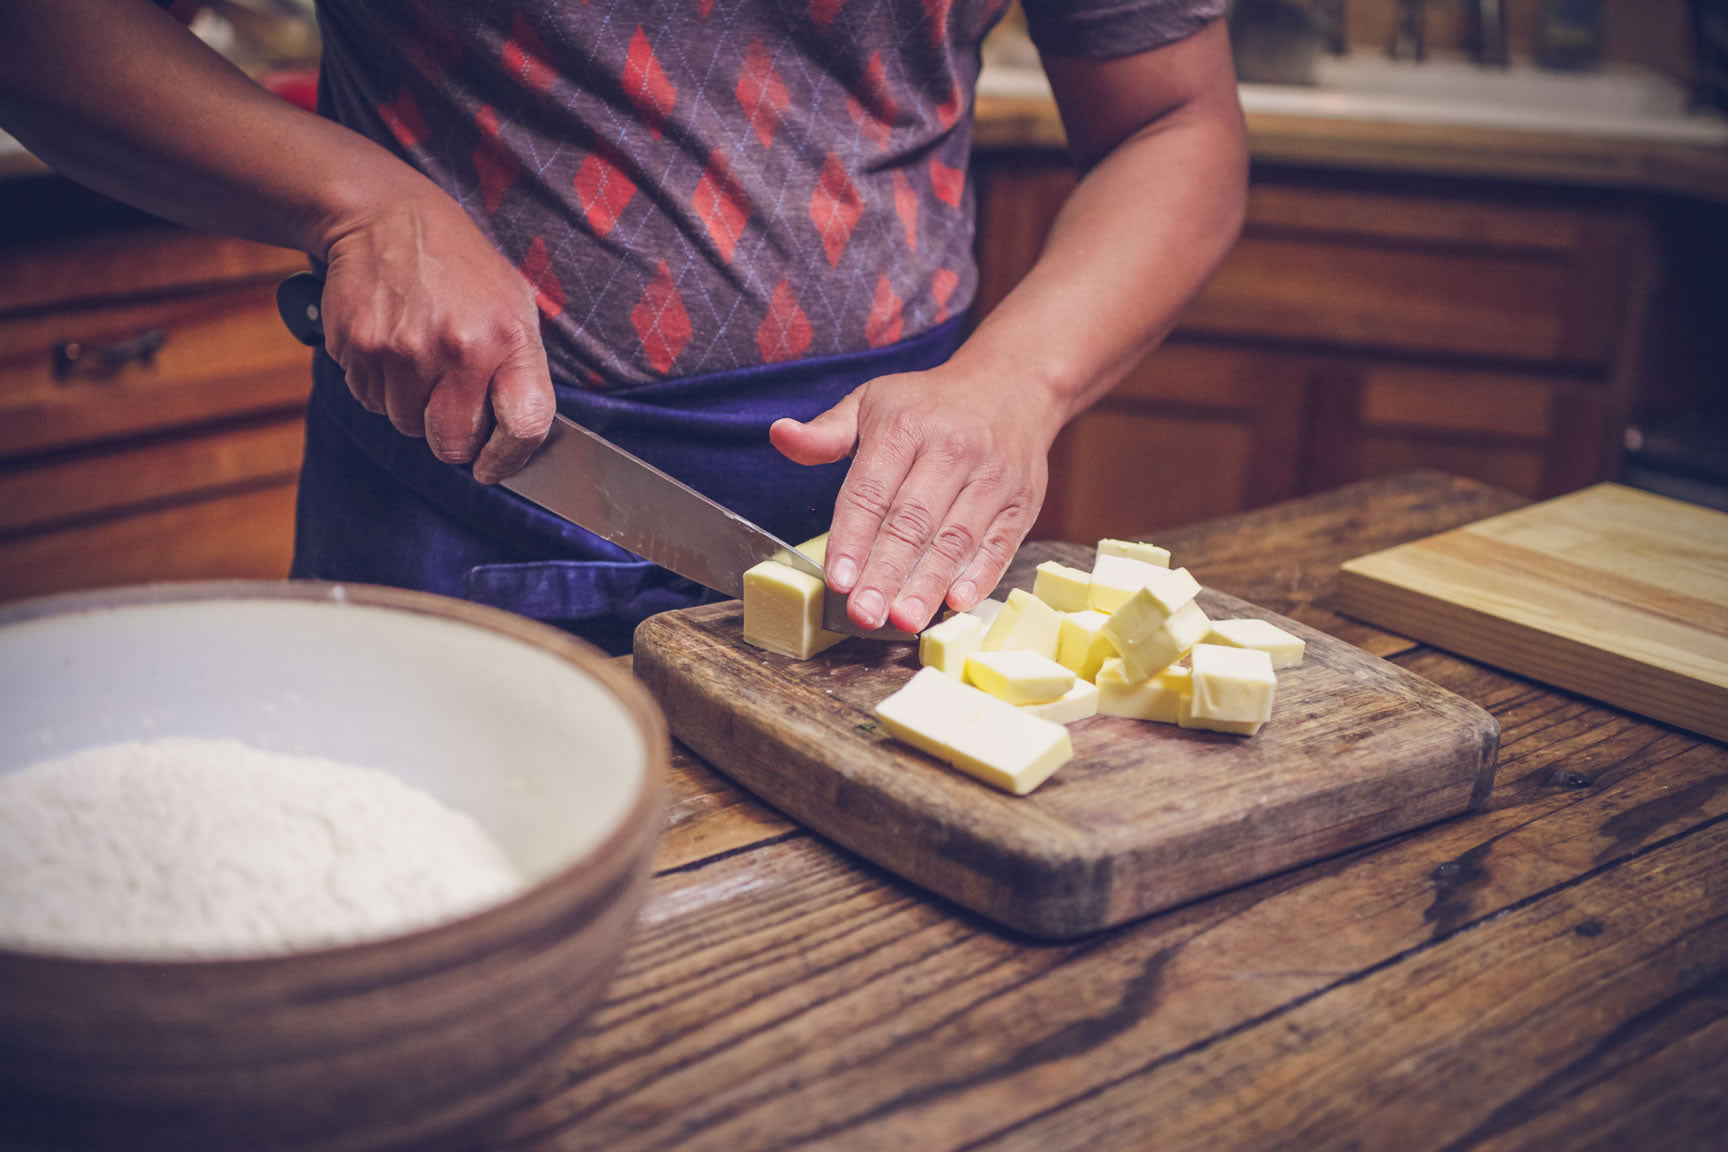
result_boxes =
[951,35,1249,425]
[0,0,440,257]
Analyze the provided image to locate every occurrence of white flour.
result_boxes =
[0,737,526,959]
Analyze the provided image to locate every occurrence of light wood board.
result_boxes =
[633,542,1499,939]
[1337,482,1728,744]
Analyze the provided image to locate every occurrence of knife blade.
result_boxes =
[275,271,914,641]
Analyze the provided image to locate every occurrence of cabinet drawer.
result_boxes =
[0,481,300,603]
[0,283,313,459]
[0,415,305,537]
[1036,342,1308,541]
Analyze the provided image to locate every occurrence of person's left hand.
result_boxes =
[769,364,1061,634]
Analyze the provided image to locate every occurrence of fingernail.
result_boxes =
[951,581,977,609]
[896,597,925,629]
[854,588,885,628]
[830,557,857,591]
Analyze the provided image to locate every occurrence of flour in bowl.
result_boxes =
[0,737,526,959]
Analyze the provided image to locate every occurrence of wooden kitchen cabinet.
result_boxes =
[973,158,1657,541]
[0,188,313,602]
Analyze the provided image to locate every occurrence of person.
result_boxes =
[0,0,1246,654]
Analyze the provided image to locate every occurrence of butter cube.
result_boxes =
[1104,597,1212,682]
[944,706,1074,795]
[1088,554,1163,613]
[1187,643,1277,733]
[919,610,984,678]
[1207,618,1306,669]
[966,597,1007,631]
[742,559,847,659]
[1033,561,1092,613]
[1096,658,1188,723]
[873,667,997,760]
[964,650,1076,706]
[1177,693,1263,736]
[794,531,830,564]
[1057,609,1116,682]
[1019,679,1100,724]
[874,667,1073,795]
[1097,538,1171,569]
[982,588,1061,659]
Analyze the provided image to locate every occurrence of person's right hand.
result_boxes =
[318,193,556,484]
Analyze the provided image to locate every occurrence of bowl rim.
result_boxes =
[0,578,668,975]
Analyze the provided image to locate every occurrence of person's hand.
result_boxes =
[769,365,1060,633]
[318,192,556,483]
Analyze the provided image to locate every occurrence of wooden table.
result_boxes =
[484,471,1728,1151]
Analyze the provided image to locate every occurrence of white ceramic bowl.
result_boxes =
[0,581,667,1152]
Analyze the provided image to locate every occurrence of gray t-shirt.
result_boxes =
[315,0,1224,388]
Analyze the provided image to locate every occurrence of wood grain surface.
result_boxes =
[478,472,1727,1152]
[636,545,1499,939]
[1338,482,1728,742]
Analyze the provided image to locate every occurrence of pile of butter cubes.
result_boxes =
[874,540,1306,796]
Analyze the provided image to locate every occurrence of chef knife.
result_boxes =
[275,272,915,641]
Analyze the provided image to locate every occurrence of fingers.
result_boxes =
[768,391,862,466]
[810,371,1052,634]
[473,329,556,484]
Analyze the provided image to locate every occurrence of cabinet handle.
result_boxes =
[52,328,168,382]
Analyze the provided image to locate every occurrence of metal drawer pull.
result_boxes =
[52,328,168,381]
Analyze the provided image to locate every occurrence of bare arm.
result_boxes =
[772,19,1248,631]
[0,0,553,480]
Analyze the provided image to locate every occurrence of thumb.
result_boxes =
[770,388,862,466]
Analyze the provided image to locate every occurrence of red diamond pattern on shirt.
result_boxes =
[758,279,813,363]
[810,153,862,267]
[891,169,918,251]
[520,236,566,320]
[931,267,959,323]
[694,149,750,263]
[502,11,555,95]
[865,276,903,347]
[473,105,518,215]
[930,155,964,207]
[736,39,789,150]
[378,86,426,150]
[845,53,897,150]
[624,26,677,139]
[921,0,954,45]
[811,0,846,31]
[632,261,692,374]
[573,142,636,237]
[697,0,716,15]
[936,82,962,129]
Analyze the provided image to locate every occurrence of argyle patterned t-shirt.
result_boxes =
[315,1,1223,389]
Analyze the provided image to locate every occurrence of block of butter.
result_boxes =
[1057,609,1116,682]
[1207,618,1306,669]
[1104,597,1212,682]
[920,610,984,678]
[1183,643,1277,735]
[964,649,1076,706]
[1088,554,1163,614]
[982,587,1062,659]
[1096,658,1189,723]
[874,667,1072,795]
[1097,538,1171,569]
[1019,679,1100,724]
[1032,561,1092,613]
[742,558,847,659]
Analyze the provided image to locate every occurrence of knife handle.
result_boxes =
[276,271,326,348]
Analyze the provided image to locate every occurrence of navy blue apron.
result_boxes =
[290,319,964,654]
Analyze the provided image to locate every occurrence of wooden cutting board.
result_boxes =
[633,541,1498,940]
[1337,483,1728,745]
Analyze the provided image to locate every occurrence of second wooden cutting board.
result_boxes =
[634,542,1499,939]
